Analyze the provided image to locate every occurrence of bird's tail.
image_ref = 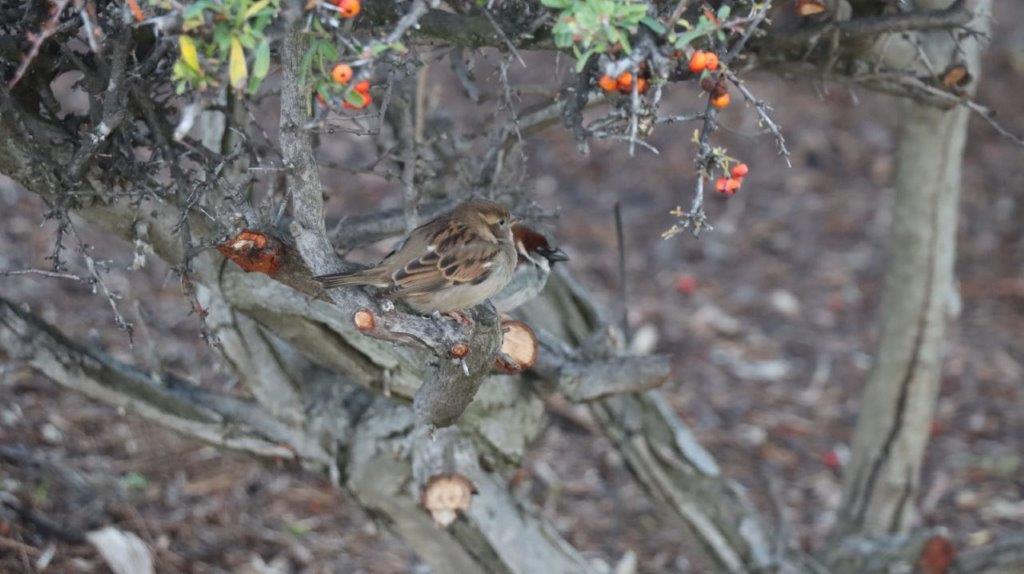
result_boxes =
[314,269,385,289]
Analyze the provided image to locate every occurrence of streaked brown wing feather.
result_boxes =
[390,223,497,293]
[438,242,499,285]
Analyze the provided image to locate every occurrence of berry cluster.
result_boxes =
[715,163,748,196]
[597,71,650,95]
[689,50,730,109]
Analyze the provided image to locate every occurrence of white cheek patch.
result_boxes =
[483,261,493,268]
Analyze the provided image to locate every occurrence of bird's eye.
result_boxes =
[497,218,506,226]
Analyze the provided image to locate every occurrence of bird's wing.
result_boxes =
[390,223,499,293]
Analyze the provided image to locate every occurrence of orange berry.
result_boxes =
[731,163,749,179]
[688,51,708,74]
[598,74,618,92]
[331,63,353,85]
[616,72,633,91]
[636,77,649,94]
[710,91,731,109]
[335,0,360,19]
[354,79,370,94]
[704,52,719,71]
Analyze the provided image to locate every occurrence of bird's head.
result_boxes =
[511,224,569,268]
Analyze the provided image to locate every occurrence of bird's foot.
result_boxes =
[444,310,474,327]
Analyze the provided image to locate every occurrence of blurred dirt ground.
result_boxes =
[2,3,1023,572]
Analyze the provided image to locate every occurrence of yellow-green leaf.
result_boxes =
[229,37,248,90]
[179,35,201,73]
[244,0,271,19]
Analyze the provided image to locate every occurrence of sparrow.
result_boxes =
[491,224,569,313]
[315,199,518,314]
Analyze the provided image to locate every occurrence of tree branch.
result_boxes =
[0,296,311,462]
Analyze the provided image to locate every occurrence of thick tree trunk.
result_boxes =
[836,98,967,536]
[835,0,990,539]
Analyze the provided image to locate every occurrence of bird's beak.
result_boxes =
[544,248,569,263]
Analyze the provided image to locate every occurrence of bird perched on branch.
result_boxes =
[315,199,518,314]
[492,224,568,313]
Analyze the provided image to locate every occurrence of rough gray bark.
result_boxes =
[0,293,594,574]
[836,0,992,540]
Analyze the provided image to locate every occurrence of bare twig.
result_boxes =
[613,202,629,340]
[0,269,86,282]
[7,0,73,89]
[725,71,791,165]
[780,0,971,46]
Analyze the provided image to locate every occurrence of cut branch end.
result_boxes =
[495,319,538,373]
[421,473,476,527]
[217,230,284,276]
[353,308,376,331]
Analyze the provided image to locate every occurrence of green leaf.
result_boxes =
[213,26,232,54]
[244,0,271,19]
[716,5,731,21]
[640,16,667,36]
[183,1,213,20]
[248,38,270,94]
[674,21,714,48]
[574,47,595,72]
[539,0,572,8]
[229,36,248,90]
[343,89,367,107]
[120,472,149,492]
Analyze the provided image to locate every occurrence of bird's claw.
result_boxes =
[444,310,474,327]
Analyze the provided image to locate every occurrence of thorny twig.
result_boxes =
[7,0,73,89]
[665,1,777,237]
[480,6,526,68]
[726,71,791,166]
[842,71,1024,150]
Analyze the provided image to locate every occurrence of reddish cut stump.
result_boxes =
[217,229,284,276]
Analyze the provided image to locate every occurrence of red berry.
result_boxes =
[731,163,749,179]
[822,450,841,471]
[715,177,741,196]
[675,275,697,295]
